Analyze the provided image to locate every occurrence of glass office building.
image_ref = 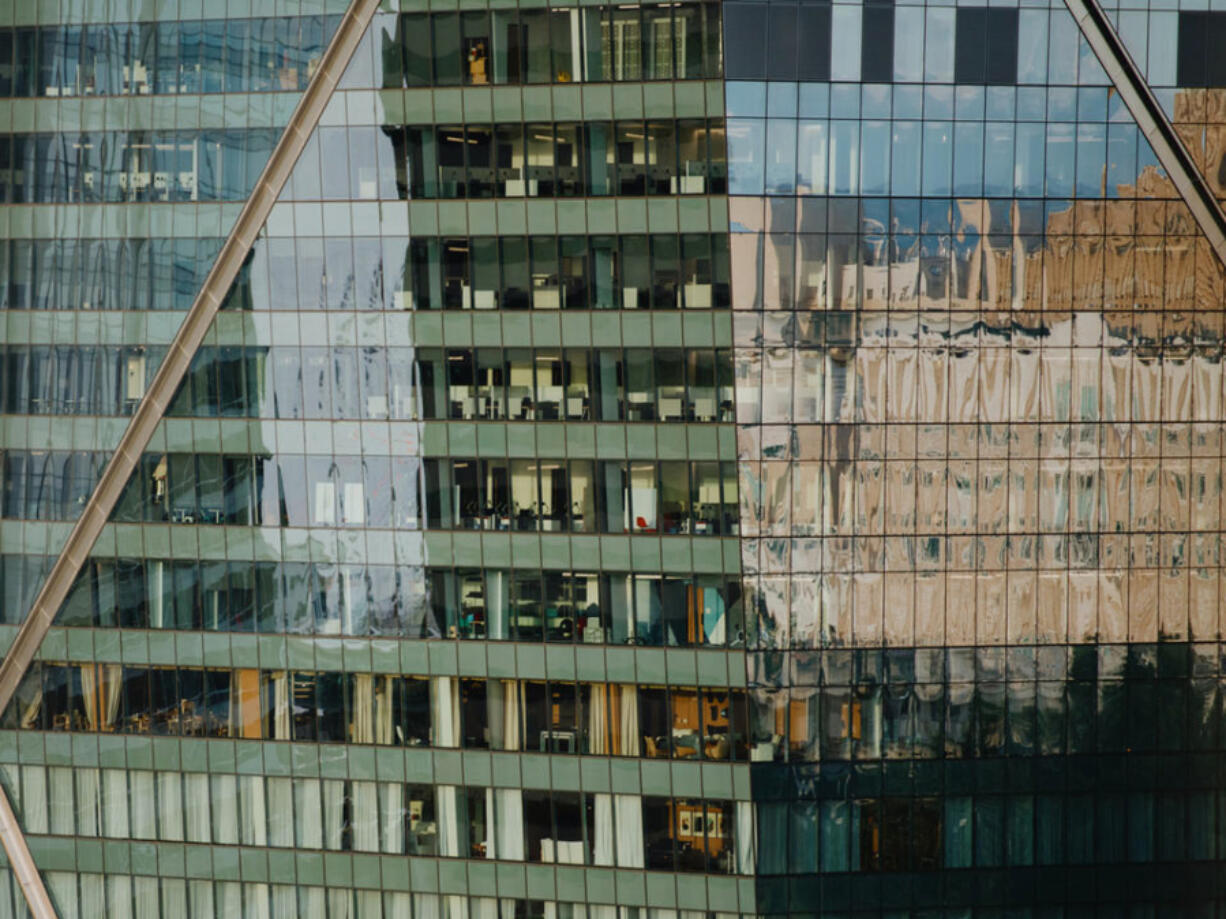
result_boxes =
[0,0,1222,915]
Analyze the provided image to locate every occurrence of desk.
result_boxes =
[539,729,576,753]
[659,396,684,421]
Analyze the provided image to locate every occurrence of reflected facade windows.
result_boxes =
[726,3,1226,916]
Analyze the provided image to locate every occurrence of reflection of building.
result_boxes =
[728,16,1226,919]
[1,3,1225,918]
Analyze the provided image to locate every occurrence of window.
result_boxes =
[724,2,831,82]
[721,4,766,79]
[1177,12,1226,87]
[860,2,894,83]
[954,8,1018,85]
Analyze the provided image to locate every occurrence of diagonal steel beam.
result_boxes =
[0,0,383,913]
[1064,0,1226,267]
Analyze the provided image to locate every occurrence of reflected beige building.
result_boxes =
[732,89,1226,652]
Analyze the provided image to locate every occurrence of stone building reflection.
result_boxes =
[731,90,1226,654]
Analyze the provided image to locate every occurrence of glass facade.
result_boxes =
[0,0,1223,917]
[726,0,1226,916]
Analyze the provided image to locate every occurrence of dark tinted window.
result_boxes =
[767,5,800,81]
[722,3,767,78]
[954,7,1018,85]
[1178,12,1226,86]
[795,4,831,81]
[724,1,829,82]
[860,3,894,83]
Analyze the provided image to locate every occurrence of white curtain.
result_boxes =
[356,890,383,919]
[147,560,166,627]
[487,680,506,749]
[129,770,156,838]
[272,885,297,919]
[432,676,460,746]
[352,674,375,744]
[736,801,756,874]
[107,874,132,919]
[46,872,76,917]
[241,774,268,846]
[380,782,404,853]
[329,888,354,919]
[48,767,73,835]
[472,897,498,919]
[246,882,271,919]
[353,780,380,851]
[494,789,524,860]
[188,879,215,919]
[616,684,639,756]
[592,794,615,866]
[323,779,347,849]
[446,894,469,919]
[486,572,510,640]
[158,771,184,840]
[614,795,644,868]
[433,677,462,857]
[267,777,294,847]
[20,765,47,834]
[492,680,524,860]
[217,882,243,918]
[271,672,292,740]
[76,768,101,837]
[375,676,396,744]
[299,886,327,919]
[102,769,129,837]
[161,879,187,918]
[185,773,211,842]
[80,873,106,917]
[294,779,323,849]
[384,892,412,918]
[414,893,442,919]
[212,773,239,844]
[134,877,158,917]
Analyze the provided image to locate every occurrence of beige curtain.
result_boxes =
[588,684,609,754]
[614,684,639,755]
[80,664,122,731]
[375,676,395,744]
[18,677,42,729]
[352,674,375,744]
[271,672,291,739]
[486,680,523,751]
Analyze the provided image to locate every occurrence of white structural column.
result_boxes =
[0,0,384,914]
[1064,0,1226,267]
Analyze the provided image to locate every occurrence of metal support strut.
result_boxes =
[1064,0,1226,267]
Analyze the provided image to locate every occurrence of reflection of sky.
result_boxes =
[725,81,1168,200]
